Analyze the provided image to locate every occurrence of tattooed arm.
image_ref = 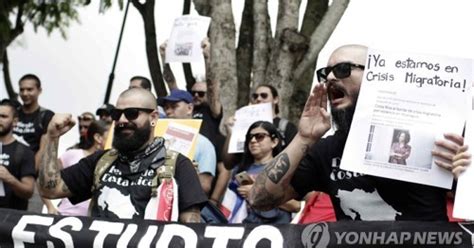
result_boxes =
[37,114,75,199]
[179,206,202,223]
[249,84,331,210]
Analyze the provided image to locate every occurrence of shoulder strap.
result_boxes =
[150,149,179,197]
[92,149,118,192]
[37,107,47,131]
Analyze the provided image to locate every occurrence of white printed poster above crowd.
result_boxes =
[228,103,273,153]
[340,48,472,189]
[453,86,474,220]
[165,15,211,63]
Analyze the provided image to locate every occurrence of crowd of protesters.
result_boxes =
[0,42,471,225]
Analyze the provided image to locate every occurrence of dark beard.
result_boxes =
[331,106,355,135]
[330,89,359,135]
[113,122,151,154]
[0,123,13,137]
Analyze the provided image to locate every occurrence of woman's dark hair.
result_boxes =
[238,121,283,173]
[256,84,280,115]
[79,120,109,150]
[398,130,411,144]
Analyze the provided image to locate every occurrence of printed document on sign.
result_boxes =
[228,103,273,153]
[453,80,474,220]
[340,48,471,189]
[154,119,202,160]
[166,15,211,63]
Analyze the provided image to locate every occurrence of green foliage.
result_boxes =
[1,0,92,42]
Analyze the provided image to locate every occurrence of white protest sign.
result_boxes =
[341,48,471,189]
[453,80,474,220]
[228,103,273,154]
[166,15,211,63]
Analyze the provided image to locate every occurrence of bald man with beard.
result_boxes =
[38,88,207,223]
[249,44,465,221]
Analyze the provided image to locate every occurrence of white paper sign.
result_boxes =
[166,15,211,63]
[340,48,471,189]
[163,121,199,156]
[228,103,273,153]
[453,80,474,220]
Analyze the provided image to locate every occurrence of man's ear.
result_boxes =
[93,133,102,144]
[187,103,194,116]
[150,109,159,123]
[13,117,18,127]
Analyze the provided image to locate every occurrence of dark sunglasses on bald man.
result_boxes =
[191,90,206,98]
[251,92,269,100]
[110,107,154,121]
[316,62,365,82]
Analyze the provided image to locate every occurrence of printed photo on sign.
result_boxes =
[365,126,433,170]
[174,42,193,56]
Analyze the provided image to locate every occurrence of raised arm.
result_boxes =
[159,40,177,89]
[248,84,331,210]
[37,114,75,199]
[202,38,222,118]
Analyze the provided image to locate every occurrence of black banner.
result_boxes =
[1,209,473,247]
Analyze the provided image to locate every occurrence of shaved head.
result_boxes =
[329,44,368,66]
[117,88,157,109]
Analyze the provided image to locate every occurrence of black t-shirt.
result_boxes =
[0,141,36,210]
[193,104,225,160]
[13,107,54,153]
[273,117,297,149]
[61,150,208,220]
[291,131,448,221]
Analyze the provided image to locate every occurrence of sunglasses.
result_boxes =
[191,91,206,98]
[110,107,154,121]
[251,92,269,100]
[247,132,273,142]
[316,62,365,82]
[78,115,94,121]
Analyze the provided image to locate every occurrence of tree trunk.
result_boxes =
[251,0,270,87]
[133,0,167,97]
[264,0,302,118]
[1,2,24,100]
[293,0,350,80]
[193,0,211,16]
[236,0,254,108]
[288,0,328,123]
[209,0,237,130]
[182,0,195,91]
[2,50,17,99]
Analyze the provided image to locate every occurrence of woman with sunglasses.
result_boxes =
[251,84,297,149]
[222,121,300,223]
[44,120,110,215]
